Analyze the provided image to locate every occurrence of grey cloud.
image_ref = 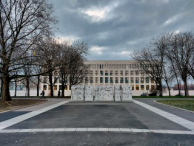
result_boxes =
[49,0,194,60]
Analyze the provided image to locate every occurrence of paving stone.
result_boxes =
[76,128,88,131]
[98,128,108,131]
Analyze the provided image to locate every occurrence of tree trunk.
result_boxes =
[176,78,181,96]
[165,80,171,96]
[158,80,163,97]
[49,73,53,97]
[37,76,40,96]
[1,78,3,97]
[61,82,65,97]
[14,80,17,97]
[1,76,11,101]
[26,77,30,97]
[183,78,189,97]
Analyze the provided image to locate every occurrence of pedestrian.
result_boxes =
[58,90,60,98]
[41,90,45,99]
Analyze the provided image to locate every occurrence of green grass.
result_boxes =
[157,100,194,111]
[133,96,194,98]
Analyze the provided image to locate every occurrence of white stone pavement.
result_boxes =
[0,99,194,134]
[0,100,70,130]
[0,128,194,135]
[133,100,194,132]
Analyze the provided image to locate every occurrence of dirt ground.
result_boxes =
[0,99,47,113]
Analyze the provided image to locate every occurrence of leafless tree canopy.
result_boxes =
[0,0,56,101]
[133,32,194,97]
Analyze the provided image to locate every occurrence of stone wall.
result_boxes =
[71,85,133,101]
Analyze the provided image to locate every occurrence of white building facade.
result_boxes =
[84,60,156,96]
[40,60,156,96]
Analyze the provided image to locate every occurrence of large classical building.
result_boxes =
[41,60,156,96]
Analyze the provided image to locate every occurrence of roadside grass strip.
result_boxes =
[157,100,194,112]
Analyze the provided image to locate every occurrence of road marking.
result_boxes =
[0,128,194,135]
[133,100,194,132]
[0,100,70,130]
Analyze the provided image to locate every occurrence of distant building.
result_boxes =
[40,60,156,96]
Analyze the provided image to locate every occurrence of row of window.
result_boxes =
[42,84,155,91]
[43,85,69,91]
[86,70,145,76]
[88,63,145,70]
[85,77,154,84]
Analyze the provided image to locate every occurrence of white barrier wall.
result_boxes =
[10,90,71,97]
[9,90,194,97]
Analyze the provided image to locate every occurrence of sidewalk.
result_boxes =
[135,98,194,122]
[16,98,70,112]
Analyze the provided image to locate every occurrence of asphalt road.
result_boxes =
[0,99,194,146]
[0,132,194,146]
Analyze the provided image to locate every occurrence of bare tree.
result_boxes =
[58,41,89,97]
[133,34,169,96]
[37,36,61,97]
[0,0,55,101]
[166,32,194,97]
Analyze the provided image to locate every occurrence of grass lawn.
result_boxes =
[0,99,47,113]
[133,96,194,98]
[157,100,194,111]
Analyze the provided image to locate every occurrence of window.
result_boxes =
[151,78,154,83]
[100,77,103,83]
[136,77,139,83]
[54,85,57,90]
[95,70,98,76]
[85,71,88,75]
[90,70,93,75]
[151,85,155,90]
[130,71,134,76]
[120,71,123,76]
[141,71,144,76]
[132,85,134,90]
[115,70,118,76]
[141,77,144,83]
[43,85,47,90]
[141,85,144,90]
[115,77,118,83]
[110,77,113,83]
[105,70,108,76]
[125,71,128,76]
[125,77,129,83]
[105,77,108,83]
[146,77,149,83]
[135,71,139,76]
[136,85,139,90]
[120,77,123,83]
[85,77,88,83]
[146,85,149,90]
[100,70,103,76]
[131,77,134,83]
[59,85,68,90]
[110,70,113,76]
[95,77,98,83]
[90,77,93,83]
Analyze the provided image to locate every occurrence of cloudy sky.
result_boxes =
[49,0,194,60]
